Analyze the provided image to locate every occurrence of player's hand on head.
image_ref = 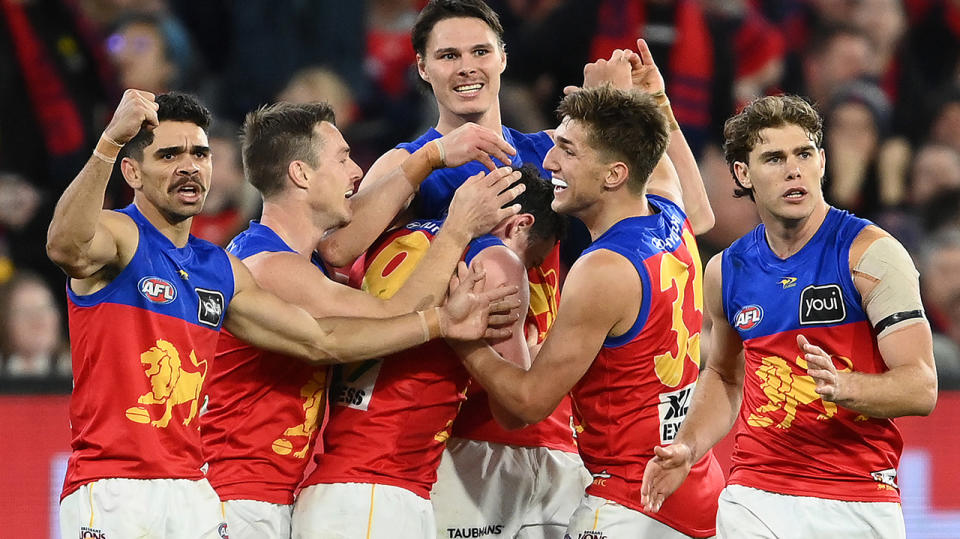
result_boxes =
[436,122,517,171]
[104,89,160,145]
[446,167,524,239]
[631,39,666,96]
[440,261,521,341]
[640,442,694,513]
[798,334,843,403]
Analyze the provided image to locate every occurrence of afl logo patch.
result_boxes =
[138,276,177,304]
[734,305,763,330]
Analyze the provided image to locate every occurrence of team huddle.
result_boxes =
[47,1,937,538]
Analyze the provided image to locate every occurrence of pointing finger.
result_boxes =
[636,38,656,66]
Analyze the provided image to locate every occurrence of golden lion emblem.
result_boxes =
[272,370,327,458]
[748,354,852,430]
[125,339,208,428]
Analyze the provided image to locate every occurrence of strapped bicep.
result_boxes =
[854,236,926,339]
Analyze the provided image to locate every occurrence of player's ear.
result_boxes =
[417,54,429,82]
[510,213,534,236]
[500,47,507,74]
[288,161,310,189]
[604,161,629,190]
[120,157,142,189]
[733,161,752,189]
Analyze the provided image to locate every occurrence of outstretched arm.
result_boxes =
[46,89,157,281]
[641,253,744,512]
[318,123,517,266]
[225,255,521,365]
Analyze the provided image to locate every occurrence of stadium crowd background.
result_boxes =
[0,0,958,390]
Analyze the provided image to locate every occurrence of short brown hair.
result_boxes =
[412,0,505,57]
[722,95,823,200]
[556,86,669,194]
[240,102,336,199]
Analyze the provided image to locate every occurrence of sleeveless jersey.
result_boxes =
[721,207,902,503]
[303,219,480,498]
[572,196,723,537]
[62,204,235,499]
[201,221,330,505]
[399,128,577,453]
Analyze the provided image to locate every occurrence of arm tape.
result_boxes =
[853,236,925,338]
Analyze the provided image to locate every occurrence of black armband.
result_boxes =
[874,310,925,334]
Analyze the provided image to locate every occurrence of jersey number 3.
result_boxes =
[654,230,703,387]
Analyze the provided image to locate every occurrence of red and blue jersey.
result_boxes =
[572,195,722,538]
[63,204,235,498]
[721,207,902,502]
[399,128,577,453]
[201,221,330,504]
[305,219,479,498]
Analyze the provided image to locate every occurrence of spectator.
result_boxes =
[874,143,960,253]
[0,0,117,296]
[277,66,385,170]
[799,24,873,107]
[0,172,44,284]
[0,273,71,392]
[278,68,358,130]
[919,229,960,389]
[106,12,197,94]
[851,0,907,84]
[928,85,960,154]
[921,187,960,236]
[822,80,903,216]
[911,143,960,209]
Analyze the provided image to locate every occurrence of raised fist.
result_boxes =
[103,89,160,145]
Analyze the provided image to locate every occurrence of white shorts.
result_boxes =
[291,482,435,539]
[59,477,228,539]
[431,438,592,539]
[565,494,709,539]
[717,484,905,539]
[223,499,292,539]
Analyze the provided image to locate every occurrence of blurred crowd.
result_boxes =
[1,0,958,391]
